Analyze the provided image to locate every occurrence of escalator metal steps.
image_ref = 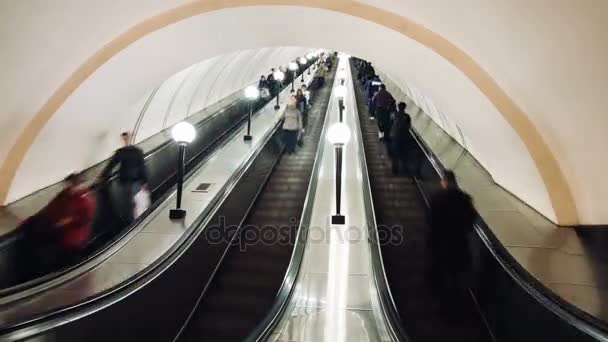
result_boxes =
[352,68,492,342]
[178,71,335,342]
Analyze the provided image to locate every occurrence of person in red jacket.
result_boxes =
[20,172,95,279]
[45,172,95,249]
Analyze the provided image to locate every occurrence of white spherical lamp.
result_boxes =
[288,62,298,71]
[244,85,260,100]
[327,122,351,146]
[172,121,196,144]
[299,57,308,64]
[274,70,285,81]
[334,85,347,100]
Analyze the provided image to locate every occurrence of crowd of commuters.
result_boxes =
[257,52,334,155]
[354,57,478,314]
[355,59,417,176]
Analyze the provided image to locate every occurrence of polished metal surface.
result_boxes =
[270,57,393,342]
[0,82,306,330]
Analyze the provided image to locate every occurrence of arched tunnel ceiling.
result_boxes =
[1,0,607,224]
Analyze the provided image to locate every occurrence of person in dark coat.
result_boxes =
[267,69,277,96]
[372,84,395,140]
[258,75,268,90]
[389,102,414,175]
[365,75,380,119]
[428,170,477,309]
[296,88,308,128]
[97,132,148,224]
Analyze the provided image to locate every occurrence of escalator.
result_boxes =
[0,65,317,300]
[0,94,263,290]
[352,71,493,341]
[0,66,327,342]
[176,69,334,342]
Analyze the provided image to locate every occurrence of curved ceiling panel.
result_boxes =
[1,1,605,224]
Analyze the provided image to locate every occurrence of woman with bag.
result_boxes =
[281,95,303,154]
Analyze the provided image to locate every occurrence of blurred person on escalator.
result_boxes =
[365,75,381,119]
[428,170,477,313]
[267,69,276,96]
[258,75,268,90]
[258,75,270,99]
[389,102,415,176]
[372,84,396,140]
[281,95,303,154]
[46,172,96,270]
[316,61,328,89]
[296,88,308,128]
[20,172,95,278]
[301,84,311,105]
[97,131,149,224]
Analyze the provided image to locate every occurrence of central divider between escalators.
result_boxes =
[174,64,337,342]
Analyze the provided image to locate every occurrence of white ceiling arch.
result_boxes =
[1,0,606,224]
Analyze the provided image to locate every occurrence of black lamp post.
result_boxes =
[299,57,308,82]
[335,85,347,123]
[288,62,298,92]
[274,70,285,110]
[338,69,347,86]
[169,122,196,220]
[244,85,260,141]
[328,122,351,225]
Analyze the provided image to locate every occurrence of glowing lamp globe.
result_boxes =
[334,85,347,100]
[172,122,196,144]
[274,70,285,81]
[244,85,260,100]
[327,122,351,146]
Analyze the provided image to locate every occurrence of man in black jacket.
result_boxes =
[372,84,395,140]
[98,132,149,223]
[428,170,477,309]
[389,102,414,175]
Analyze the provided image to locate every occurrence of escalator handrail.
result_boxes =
[0,84,273,304]
[0,87,291,339]
[349,62,411,342]
[408,127,608,341]
[245,64,328,342]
